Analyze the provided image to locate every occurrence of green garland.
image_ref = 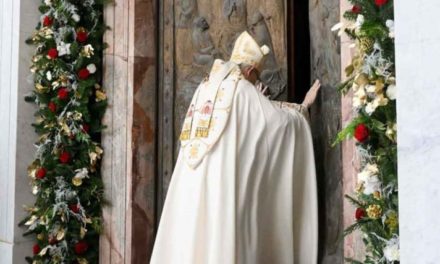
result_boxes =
[332,0,398,263]
[20,0,108,263]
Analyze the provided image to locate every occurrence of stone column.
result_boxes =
[339,0,365,260]
[100,0,158,263]
[0,0,39,262]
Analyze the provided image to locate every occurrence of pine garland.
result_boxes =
[21,0,109,263]
[332,0,398,263]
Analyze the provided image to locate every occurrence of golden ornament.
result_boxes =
[373,191,381,200]
[358,37,375,54]
[80,226,87,239]
[37,233,45,240]
[72,176,83,186]
[95,90,107,102]
[366,204,382,219]
[56,229,65,240]
[35,83,48,93]
[77,258,89,264]
[385,211,399,232]
[354,73,369,86]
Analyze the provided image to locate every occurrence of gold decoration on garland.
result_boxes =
[20,0,109,263]
[332,0,398,263]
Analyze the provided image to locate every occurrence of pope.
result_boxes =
[150,31,319,264]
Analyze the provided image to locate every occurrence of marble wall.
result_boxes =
[394,1,440,263]
[0,0,39,262]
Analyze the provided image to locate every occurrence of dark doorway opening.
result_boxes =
[288,0,311,103]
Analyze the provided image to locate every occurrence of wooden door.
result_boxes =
[156,0,292,219]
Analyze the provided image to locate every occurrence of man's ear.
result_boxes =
[244,66,257,79]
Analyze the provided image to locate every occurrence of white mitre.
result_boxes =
[179,31,270,168]
[230,31,270,70]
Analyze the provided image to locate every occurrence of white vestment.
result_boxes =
[150,62,318,264]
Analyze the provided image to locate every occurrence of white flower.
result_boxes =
[44,0,52,6]
[32,185,39,195]
[331,22,345,36]
[353,86,367,108]
[365,102,377,115]
[386,84,396,100]
[386,19,395,39]
[74,168,88,180]
[355,15,365,30]
[384,237,400,262]
[46,71,52,81]
[87,63,97,74]
[72,14,81,22]
[57,42,71,56]
[365,94,389,115]
[357,163,381,195]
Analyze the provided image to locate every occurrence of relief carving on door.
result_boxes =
[172,0,288,154]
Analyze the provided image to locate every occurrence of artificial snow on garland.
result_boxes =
[22,0,108,263]
[332,0,399,263]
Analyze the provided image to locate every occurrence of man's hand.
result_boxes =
[302,80,321,109]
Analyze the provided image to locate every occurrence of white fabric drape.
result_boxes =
[150,77,318,264]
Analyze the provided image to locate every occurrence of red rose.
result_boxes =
[33,244,41,255]
[36,168,47,179]
[57,87,69,100]
[352,5,362,14]
[59,151,71,164]
[69,204,80,213]
[74,241,89,255]
[76,31,88,43]
[355,208,366,220]
[375,0,388,6]
[43,16,53,27]
[82,123,90,134]
[78,68,90,80]
[354,123,369,143]
[48,101,57,113]
[47,48,58,59]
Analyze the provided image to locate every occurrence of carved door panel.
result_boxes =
[157,0,290,218]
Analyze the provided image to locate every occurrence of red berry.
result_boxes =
[59,151,71,164]
[69,204,80,213]
[82,124,90,133]
[47,48,58,59]
[76,31,88,43]
[43,16,53,27]
[355,208,366,220]
[78,68,90,80]
[352,5,361,14]
[35,168,47,179]
[33,244,41,255]
[74,241,89,255]
[375,0,388,6]
[57,87,69,100]
[48,101,57,113]
[354,123,369,143]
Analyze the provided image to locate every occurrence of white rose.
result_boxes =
[355,15,365,29]
[365,102,377,115]
[44,0,52,6]
[57,42,71,56]
[87,64,97,74]
[386,20,395,39]
[386,84,396,100]
[72,14,81,22]
[384,238,400,262]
